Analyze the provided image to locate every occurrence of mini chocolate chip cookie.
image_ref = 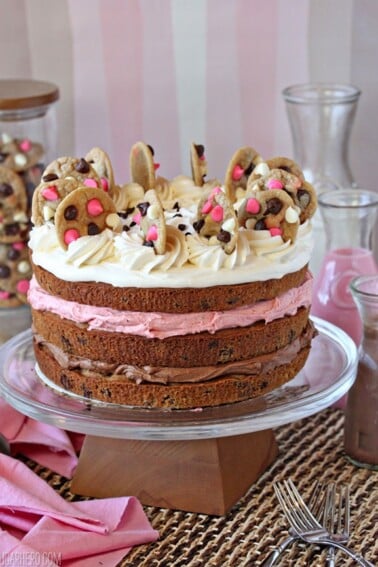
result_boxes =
[247,168,317,223]
[238,189,299,243]
[0,135,44,172]
[0,166,29,243]
[41,156,101,188]
[32,177,81,225]
[55,186,121,250]
[265,157,304,180]
[130,142,158,191]
[194,187,238,254]
[133,189,166,254]
[85,146,115,196]
[190,142,208,186]
[224,146,262,203]
[0,240,32,306]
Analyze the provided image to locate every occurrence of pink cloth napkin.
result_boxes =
[0,399,83,477]
[0,453,159,566]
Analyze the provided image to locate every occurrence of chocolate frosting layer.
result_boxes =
[34,321,316,385]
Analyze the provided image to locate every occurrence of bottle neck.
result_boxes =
[284,84,360,192]
[319,191,378,253]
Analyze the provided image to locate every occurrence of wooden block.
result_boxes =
[71,430,278,515]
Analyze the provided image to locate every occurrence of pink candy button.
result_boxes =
[64,228,80,245]
[269,227,283,237]
[12,242,26,251]
[84,178,98,188]
[19,139,31,152]
[267,178,283,190]
[16,279,30,294]
[211,205,224,222]
[201,200,213,214]
[232,165,244,181]
[41,186,59,201]
[210,186,222,196]
[133,212,142,225]
[146,225,158,241]
[246,198,260,214]
[100,178,109,192]
[0,291,10,300]
[87,198,104,217]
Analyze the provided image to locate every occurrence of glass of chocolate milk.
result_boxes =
[344,274,378,469]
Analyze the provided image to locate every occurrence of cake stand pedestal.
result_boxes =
[71,429,278,515]
[0,318,357,516]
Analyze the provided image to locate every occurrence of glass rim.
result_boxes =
[282,82,361,104]
[318,189,378,209]
[350,274,378,298]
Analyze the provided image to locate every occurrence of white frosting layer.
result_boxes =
[29,217,313,288]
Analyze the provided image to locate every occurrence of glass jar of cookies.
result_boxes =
[0,79,59,340]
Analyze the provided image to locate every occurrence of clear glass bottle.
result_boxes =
[311,189,378,345]
[0,79,59,337]
[283,83,361,275]
[344,274,378,470]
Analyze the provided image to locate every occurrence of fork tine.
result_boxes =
[286,479,323,530]
[310,482,326,520]
[323,483,336,532]
[343,485,350,536]
[273,482,303,533]
[274,480,322,534]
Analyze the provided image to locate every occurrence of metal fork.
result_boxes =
[322,483,350,567]
[274,479,374,567]
[260,480,325,566]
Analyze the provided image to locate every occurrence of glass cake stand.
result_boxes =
[0,317,357,440]
[0,317,358,514]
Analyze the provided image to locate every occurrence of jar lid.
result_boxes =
[0,79,59,110]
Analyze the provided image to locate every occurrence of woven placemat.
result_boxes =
[24,408,378,566]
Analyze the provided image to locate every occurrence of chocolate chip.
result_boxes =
[0,152,9,162]
[82,385,92,399]
[266,198,283,215]
[42,173,59,182]
[137,202,150,216]
[178,224,186,231]
[173,201,180,211]
[147,145,155,156]
[122,225,130,232]
[0,265,10,278]
[255,219,267,230]
[195,144,205,158]
[244,162,255,177]
[0,183,13,198]
[4,223,19,235]
[60,374,73,389]
[75,158,90,174]
[217,230,231,243]
[193,219,205,233]
[298,189,310,208]
[143,240,154,247]
[173,213,183,218]
[7,248,20,261]
[88,223,100,235]
[64,205,78,221]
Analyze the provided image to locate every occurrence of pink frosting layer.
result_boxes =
[28,274,312,339]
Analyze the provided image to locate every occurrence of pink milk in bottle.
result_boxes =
[311,247,378,345]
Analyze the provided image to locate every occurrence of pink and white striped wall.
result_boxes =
[1,0,377,189]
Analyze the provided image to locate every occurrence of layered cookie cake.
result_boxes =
[28,143,317,409]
